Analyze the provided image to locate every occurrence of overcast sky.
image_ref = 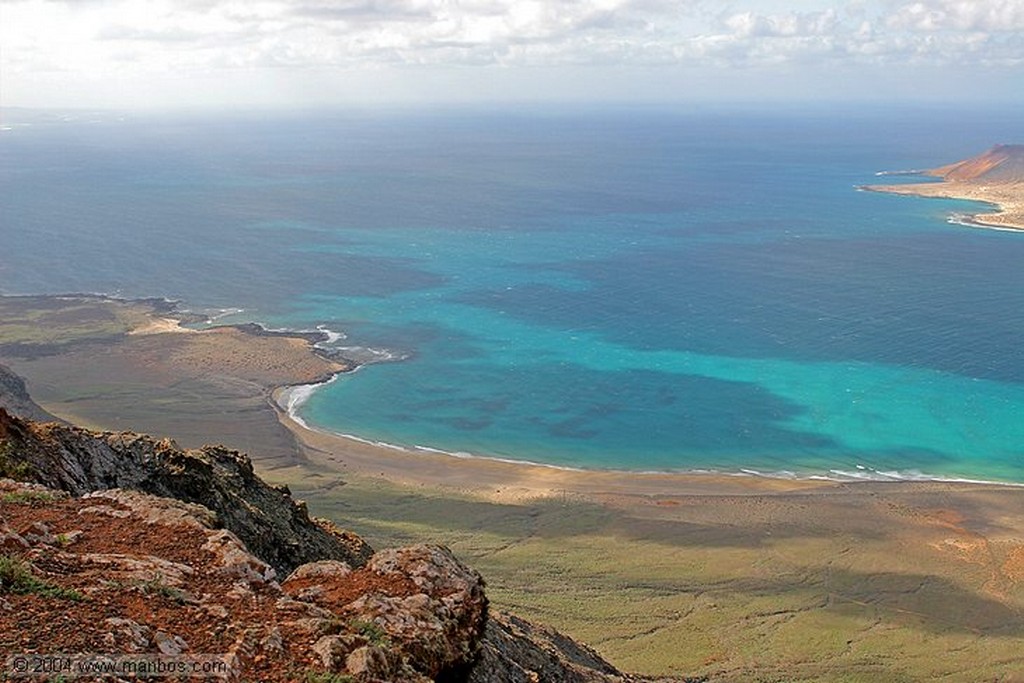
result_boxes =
[2,0,1023,109]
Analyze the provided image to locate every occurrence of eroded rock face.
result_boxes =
[470,611,633,683]
[364,545,488,678]
[0,407,372,576]
[0,364,61,424]
[0,405,653,682]
[0,481,487,682]
[278,543,488,680]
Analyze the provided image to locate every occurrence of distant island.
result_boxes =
[863,144,1024,231]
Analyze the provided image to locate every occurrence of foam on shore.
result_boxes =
[272,379,1024,488]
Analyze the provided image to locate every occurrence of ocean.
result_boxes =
[2,104,1023,482]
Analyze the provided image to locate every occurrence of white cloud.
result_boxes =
[887,0,1024,32]
[722,10,839,39]
[0,0,1021,107]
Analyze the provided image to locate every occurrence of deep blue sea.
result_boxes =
[2,105,1024,482]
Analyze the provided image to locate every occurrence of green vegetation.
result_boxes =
[267,469,1024,683]
[0,440,32,481]
[139,573,185,602]
[136,573,192,604]
[102,573,192,604]
[349,619,391,647]
[0,490,57,505]
[0,554,83,601]
[0,296,152,349]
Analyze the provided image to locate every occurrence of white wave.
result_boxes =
[947,214,1022,233]
[874,169,925,177]
[276,401,1024,488]
[315,325,347,345]
[288,418,593,473]
[829,468,900,481]
[413,444,478,459]
[260,323,312,334]
[824,466,1024,487]
[207,307,246,321]
[334,345,409,365]
[410,448,589,472]
[278,374,341,429]
[182,309,407,368]
[336,431,411,451]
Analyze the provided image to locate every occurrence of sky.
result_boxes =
[1,0,1023,109]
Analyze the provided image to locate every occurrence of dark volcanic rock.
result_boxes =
[0,364,63,423]
[0,408,372,576]
[470,611,637,683]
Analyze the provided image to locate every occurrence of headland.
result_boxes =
[863,144,1024,231]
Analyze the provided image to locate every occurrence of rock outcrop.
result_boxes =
[0,407,372,576]
[0,364,61,424]
[0,404,653,681]
[471,611,633,683]
[0,478,485,681]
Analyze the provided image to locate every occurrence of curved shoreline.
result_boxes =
[4,292,1022,496]
[272,385,844,500]
[270,379,1024,501]
[208,298,1024,493]
[861,181,1024,231]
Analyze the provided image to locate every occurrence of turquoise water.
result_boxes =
[2,106,1024,481]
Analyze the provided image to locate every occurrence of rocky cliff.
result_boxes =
[0,404,657,682]
[0,407,372,577]
[0,364,61,424]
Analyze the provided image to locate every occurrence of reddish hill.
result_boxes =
[928,144,1024,183]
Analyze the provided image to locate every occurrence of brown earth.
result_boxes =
[929,144,1024,183]
[0,480,484,682]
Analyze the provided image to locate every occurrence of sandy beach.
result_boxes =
[272,385,842,504]
[4,294,1024,680]
[863,180,1024,231]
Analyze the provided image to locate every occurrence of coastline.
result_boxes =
[0,293,351,466]
[4,292,1023,493]
[273,381,1024,498]
[260,342,1024,680]
[7,293,1024,679]
[271,383,840,503]
[861,180,1024,231]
